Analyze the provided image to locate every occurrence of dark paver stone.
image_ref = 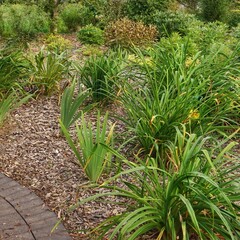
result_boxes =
[0,173,72,240]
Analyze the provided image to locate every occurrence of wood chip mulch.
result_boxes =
[0,95,130,239]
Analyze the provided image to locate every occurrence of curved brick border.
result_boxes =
[0,173,72,240]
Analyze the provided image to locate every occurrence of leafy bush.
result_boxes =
[122,0,170,20]
[143,11,197,37]
[185,20,237,54]
[76,128,240,239]
[105,18,157,48]
[58,3,95,32]
[77,25,104,45]
[200,0,230,22]
[231,23,240,39]
[45,34,72,54]
[81,45,104,56]
[60,111,115,182]
[0,4,50,38]
[75,50,124,102]
[159,32,199,56]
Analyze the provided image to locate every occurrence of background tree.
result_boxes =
[200,0,230,22]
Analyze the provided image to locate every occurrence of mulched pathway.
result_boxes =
[0,95,128,239]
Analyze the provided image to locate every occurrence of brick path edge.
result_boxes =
[0,172,72,240]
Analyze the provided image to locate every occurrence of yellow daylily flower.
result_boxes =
[188,109,200,120]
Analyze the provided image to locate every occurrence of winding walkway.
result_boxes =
[0,173,71,240]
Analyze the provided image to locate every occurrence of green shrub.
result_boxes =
[185,20,237,54]
[81,45,104,56]
[75,128,240,239]
[159,32,199,56]
[45,34,72,54]
[105,18,157,48]
[143,10,197,37]
[122,0,170,20]
[58,3,95,32]
[200,0,230,23]
[231,23,240,39]
[0,4,50,38]
[77,25,104,45]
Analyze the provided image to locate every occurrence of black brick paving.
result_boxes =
[0,173,72,240]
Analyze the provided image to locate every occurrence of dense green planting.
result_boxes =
[58,3,95,32]
[75,50,124,102]
[74,129,240,239]
[77,25,104,45]
[0,1,239,239]
[120,43,239,155]
[0,4,50,38]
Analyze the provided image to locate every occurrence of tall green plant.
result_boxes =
[75,128,240,239]
[0,4,50,38]
[60,80,92,130]
[60,111,115,182]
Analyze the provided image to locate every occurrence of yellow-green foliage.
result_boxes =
[81,45,104,56]
[105,18,157,48]
[45,34,72,54]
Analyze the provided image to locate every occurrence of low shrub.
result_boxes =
[45,34,72,54]
[105,18,157,48]
[77,25,104,45]
[81,45,104,56]
[185,20,237,54]
[143,10,197,37]
[122,0,170,20]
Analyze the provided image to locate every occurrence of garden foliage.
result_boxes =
[0,4,50,38]
[60,111,115,182]
[77,25,104,45]
[105,18,157,48]
[0,2,239,239]
[74,128,240,239]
